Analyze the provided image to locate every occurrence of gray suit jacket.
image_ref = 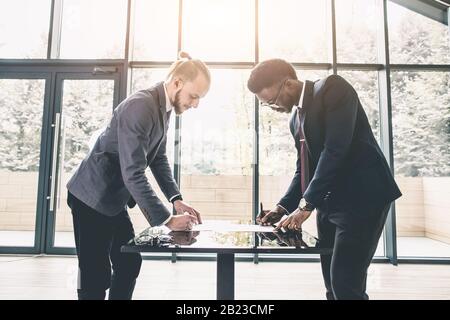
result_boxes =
[67,82,180,226]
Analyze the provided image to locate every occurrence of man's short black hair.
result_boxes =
[247,59,298,94]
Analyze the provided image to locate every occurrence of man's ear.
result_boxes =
[174,77,184,90]
[286,78,295,88]
[285,79,299,95]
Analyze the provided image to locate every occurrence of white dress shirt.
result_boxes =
[277,81,307,215]
[160,83,180,226]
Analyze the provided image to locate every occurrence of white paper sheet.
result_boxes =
[192,221,274,232]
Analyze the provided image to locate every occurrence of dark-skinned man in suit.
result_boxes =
[248,59,401,300]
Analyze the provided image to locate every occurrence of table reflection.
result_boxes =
[257,230,318,248]
[132,226,320,249]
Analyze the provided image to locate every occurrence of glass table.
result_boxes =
[121,222,332,300]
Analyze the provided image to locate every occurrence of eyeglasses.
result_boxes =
[260,78,288,108]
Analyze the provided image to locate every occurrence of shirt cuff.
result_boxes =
[169,193,182,203]
[276,204,289,215]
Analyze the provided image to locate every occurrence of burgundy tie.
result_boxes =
[298,109,310,194]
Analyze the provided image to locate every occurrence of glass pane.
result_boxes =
[182,0,254,61]
[132,0,179,61]
[338,71,380,143]
[55,79,115,247]
[259,70,329,240]
[129,68,175,233]
[59,0,127,59]
[392,71,450,257]
[335,0,378,63]
[259,0,329,63]
[131,68,169,94]
[388,2,450,64]
[0,79,46,247]
[0,0,51,58]
[180,69,253,223]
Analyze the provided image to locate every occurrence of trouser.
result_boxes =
[67,192,142,300]
[317,201,391,300]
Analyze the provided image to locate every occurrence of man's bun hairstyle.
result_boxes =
[167,51,210,84]
[178,51,192,60]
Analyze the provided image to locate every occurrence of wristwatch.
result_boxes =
[299,198,314,212]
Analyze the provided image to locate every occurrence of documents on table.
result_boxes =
[191,221,274,232]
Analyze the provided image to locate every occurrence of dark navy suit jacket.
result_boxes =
[278,75,402,214]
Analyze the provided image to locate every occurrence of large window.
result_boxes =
[388,1,450,64]
[387,1,450,259]
[132,0,179,61]
[58,0,127,59]
[180,69,253,222]
[182,0,255,62]
[0,0,51,58]
[391,71,450,257]
[0,79,46,246]
[335,0,378,63]
[259,0,329,63]
[1,0,449,262]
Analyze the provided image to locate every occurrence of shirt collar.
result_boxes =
[297,81,307,109]
[163,82,174,112]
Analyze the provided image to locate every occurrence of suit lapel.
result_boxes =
[155,82,170,134]
[300,80,314,156]
[144,82,171,165]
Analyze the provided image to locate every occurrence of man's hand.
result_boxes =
[173,200,202,224]
[165,214,198,231]
[169,231,200,245]
[273,231,308,248]
[257,205,286,226]
[275,208,312,231]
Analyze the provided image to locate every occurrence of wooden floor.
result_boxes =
[0,255,449,300]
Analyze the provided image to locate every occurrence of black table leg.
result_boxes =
[216,253,235,300]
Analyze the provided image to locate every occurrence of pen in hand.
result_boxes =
[258,202,277,228]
